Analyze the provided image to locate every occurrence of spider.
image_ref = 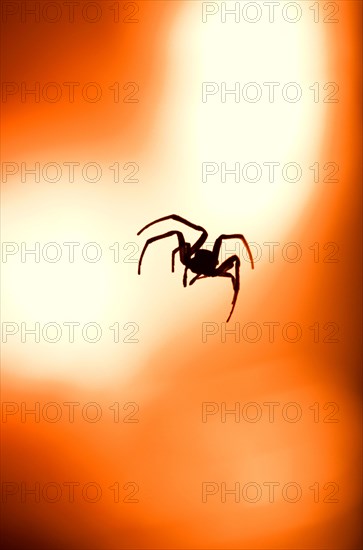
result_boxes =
[137,214,254,322]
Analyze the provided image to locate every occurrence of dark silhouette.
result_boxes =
[137,215,254,322]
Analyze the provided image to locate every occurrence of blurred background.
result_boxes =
[1,1,361,548]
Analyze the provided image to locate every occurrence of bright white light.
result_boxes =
[156,2,328,240]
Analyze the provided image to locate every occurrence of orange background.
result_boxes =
[1,1,362,549]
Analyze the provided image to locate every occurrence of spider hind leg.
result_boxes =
[215,255,240,322]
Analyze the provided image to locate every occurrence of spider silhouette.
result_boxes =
[137,214,254,322]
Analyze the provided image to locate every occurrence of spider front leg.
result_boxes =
[212,234,254,270]
[172,245,191,287]
[137,214,208,256]
[171,247,179,272]
[138,230,186,275]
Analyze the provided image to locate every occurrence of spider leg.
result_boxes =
[183,266,188,287]
[171,247,179,272]
[138,230,186,275]
[215,255,240,322]
[189,274,208,286]
[219,273,238,323]
[212,234,254,270]
[137,214,208,256]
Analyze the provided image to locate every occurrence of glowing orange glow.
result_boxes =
[1,1,361,548]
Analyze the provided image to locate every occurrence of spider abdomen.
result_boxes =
[188,249,218,276]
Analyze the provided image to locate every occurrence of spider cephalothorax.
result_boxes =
[137,214,254,322]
